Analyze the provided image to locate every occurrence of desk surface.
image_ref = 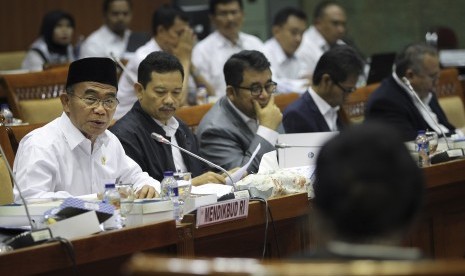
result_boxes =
[0,219,178,275]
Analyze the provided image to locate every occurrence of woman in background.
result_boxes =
[22,10,76,71]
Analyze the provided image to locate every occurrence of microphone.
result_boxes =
[275,142,309,149]
[402,77,465,164]
[0,143,52,249]
[150,132,236,189]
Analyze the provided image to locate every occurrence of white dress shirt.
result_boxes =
[192,31,266,98]
[153,116,187,173]
[80,25,132,60]
[295,26,345,76]
[264,38,309,93]
[227,98,279,146]
[308,87,340,131]
[114,39,162,120]
[13,113,160,201]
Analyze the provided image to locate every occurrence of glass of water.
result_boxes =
[173,172,192,220]
[115,183,134,227]
[425,131,439,155]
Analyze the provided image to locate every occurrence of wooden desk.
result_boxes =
[407,158,465,258]
[0,219,186,275]
[182,193,310,259]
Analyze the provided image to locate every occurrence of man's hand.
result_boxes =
[172,27,195,62]
[192,172,226,186]
[254,94,282,130]
[135,185,158,199]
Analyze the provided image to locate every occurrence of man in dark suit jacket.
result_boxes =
[365,43,456,141]
[111,51,226,185]
[196,50,283,173]
[283,45,363,133]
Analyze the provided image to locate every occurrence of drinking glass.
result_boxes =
[426,131,439,155]
[173,172,192,220]
[115,183,134,227]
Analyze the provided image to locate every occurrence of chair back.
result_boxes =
[343,83,380,123]
[436,67,465,129]
[0,51,27,71]
[2,66,68,124]
[275,92,300,113]
[175,103,214,133]
[0,123,14,204]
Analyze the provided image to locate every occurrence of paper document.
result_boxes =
[191,183,233,198]
[226,143,261,186]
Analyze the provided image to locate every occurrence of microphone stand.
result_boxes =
[109,52,137,84]
[150,133,236,189]
[401,76,465,163]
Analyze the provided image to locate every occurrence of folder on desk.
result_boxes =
[277,132,337,168]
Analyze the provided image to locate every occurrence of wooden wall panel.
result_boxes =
[0,0,171,52]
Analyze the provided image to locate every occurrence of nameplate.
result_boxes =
[196,198,249,227]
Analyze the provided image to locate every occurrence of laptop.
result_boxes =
[366,52,396,84]
[277,132,337,168]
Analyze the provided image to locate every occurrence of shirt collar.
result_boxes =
[102,25,131,41]
[153,116,179,137]
[226,97,256,125]
[59,112,110,151]
[308,87,340,116]
[213,31,245,49]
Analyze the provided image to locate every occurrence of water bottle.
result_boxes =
[161,171,180,221]
[160,171,176,200]
[103,183,122,229]
[0,104,13,125]
[415,130,430,167]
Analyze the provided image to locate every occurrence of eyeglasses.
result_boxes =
[235,81,277,97]
[334,82,356,94]
[69,94,119,110]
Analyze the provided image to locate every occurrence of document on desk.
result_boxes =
[225,143,261,186]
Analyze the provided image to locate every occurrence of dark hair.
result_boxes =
[314,122,425,242]
[152,5,189,35]
[209,0,243,14]
[394,43,438,77]
[272,7,307,27]
[138,51,185,88]
[103,0,132,13]
[223,50,270,87]
[313,0,341,20]
[312,45,364,85]
[40,10,75,53]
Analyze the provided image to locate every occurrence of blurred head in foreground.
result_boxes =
[314,122,425,246]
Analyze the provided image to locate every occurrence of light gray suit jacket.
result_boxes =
[196,96,280,173]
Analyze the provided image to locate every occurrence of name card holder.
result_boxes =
[196,198,249,227]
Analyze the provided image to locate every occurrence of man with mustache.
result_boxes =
[111,51,228,185]
[196,50,283,173]
[192,0,266,98]
[13,57,160,201]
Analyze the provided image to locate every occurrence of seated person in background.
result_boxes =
[295,1,347,77]
[296,122,425,260]
[197,50,283,173]
[264,7,310,93]
[111,51,227,185]
[115,5,212,120]
[283,45,363,133]
[365,43,459,141]
[79,0,148,60]
[192,0,266,98]
[13,57,159,201]
[22,10,76,71]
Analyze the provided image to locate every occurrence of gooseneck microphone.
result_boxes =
[150,132,236,188]
[109,52,137,83]
[275,143,309,149]
[402,77,465,163]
